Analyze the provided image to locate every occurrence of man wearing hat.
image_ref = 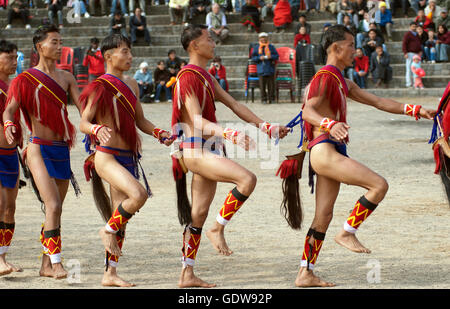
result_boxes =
[375,1,393,42]
[437,7,450,28]
[250,32,279,104]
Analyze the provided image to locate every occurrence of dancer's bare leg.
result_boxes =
[95,151,148,259]
[0,181,21,274]
[295,174,339,287]
[184,149,256,256]
[309,143,388,254]
[27,144,69,279]
[101,185,135,287]
[178,173,217,288]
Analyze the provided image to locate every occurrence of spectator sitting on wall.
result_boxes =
[273,0,292,33]
[153,60,173,103]
[352,47,369,89]
[362,29,384,57]
[241,0,261,32]
[370,44,392,88]
[294,14,312,35]
[129,7,151,46]
[134,61,154,101]
[415,9,436,31]
[110,11,128,37]
[165,49,183,77]
[436,7,449,28]
[294,25,311,47]
[5,0,31,30]
[374,1,393,42]
[436,24,450,62]
[424,29,438,63]
[206,3,230,45]
[190,0,211,19]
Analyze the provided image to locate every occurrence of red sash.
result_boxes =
[79,73,140,154]
[171,64,217,132]
[303,65,348,143]
[6,68,75,148]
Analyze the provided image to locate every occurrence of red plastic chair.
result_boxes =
[56,47,74,74]
[276,47,296,79]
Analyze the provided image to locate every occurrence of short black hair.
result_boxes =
[0,40,18,54]
[410,21,418,26]
[168,49,176,56]
[181,24,208,51]
[91,37,100,44]
[33,24,60,50]
[157,60,165,65]
[322,24,355,52]
[100,33,131,57]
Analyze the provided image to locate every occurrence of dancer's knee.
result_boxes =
[238,172,257,196]
[129,186,148,208]
[370,177,389,203]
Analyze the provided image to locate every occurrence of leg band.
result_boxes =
[105,203,133,233]
[181,225,202,267]
[1,223,15,254]
[106,230,125,270]
[43,228,62,264]
[344,196,378,234]
[300,228,326,270]
[216,187,249,226]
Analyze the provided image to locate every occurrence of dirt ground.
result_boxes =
[0,96,449,290]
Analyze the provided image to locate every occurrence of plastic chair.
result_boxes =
[245,43,260,103]
[56,47,74,74]
[275,62,295,103]
[276,47,296,78]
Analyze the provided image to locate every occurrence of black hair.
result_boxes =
[91,37,100,44]
[213,56,221,63]
[168,49,176,56]
[100,33,131,57]
[180,24,208,51]
[32,24,60,50]
[410,21,418,26]
[0,40,18,54]
[322,24,355,52]
[157,60,165,65]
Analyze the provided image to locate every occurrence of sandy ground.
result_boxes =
[0,96,449,290]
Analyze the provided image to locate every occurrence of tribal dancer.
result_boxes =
[277,25,435,287]
[0,40,21,276]
[3,25,82,279]
[429,82,450,204]
[172,24,290,288]
[79,34,174,287]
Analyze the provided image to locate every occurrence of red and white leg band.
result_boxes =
[43,228,62,264]
[181,225,202,268]
[105,204,133,234]
[260,121,277,139]
[216,187,249,226]
[343,196,378,234]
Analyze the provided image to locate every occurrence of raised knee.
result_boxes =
[240,172,257,195]
[130,187,148,207]
[372,177,389,201]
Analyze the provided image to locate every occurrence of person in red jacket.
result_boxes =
[294,25,311,47]
[352,47,369,88]
[83,38,106,81]
[208,56,228,91]
[273,0,292,33]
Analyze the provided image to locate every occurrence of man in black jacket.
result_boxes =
[370,45,392,88]
[129,7,151,46]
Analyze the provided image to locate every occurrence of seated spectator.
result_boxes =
[129,0,146,16]
[110,0,128,17]
[352,0,367,27]
[250,32,279,104]
[129,7,151,46]
[169,0,189,25]
[261,0,275,22]
[352,47,369,88]
[206,3,230,44]
[416,25,428,58]
[153,61,173,103]
[375,2,393,42]
[425,0,443,25]
[134,62,154,100]
[436,24,450,61]
[46,0,64,29]
[416,9,436,31]
[208,56,229,91]
[294,14,312,35]
[294,25,311,47]
[234,0,244,13]
[356,12,371,49]
[273,0,292,33]
[290,0,301,21]
[437,7,449,28]
[5,0,31,29]
[83,37,105,81]
[213,0,232,12]
[342,13,357,34]
[411,0,427,15]
[241,0,261,32]
[326,0,338,14]
[363,29,384,57]
[370,45,392,88]
[71,0,90,19]
[165,49,183,77]
[110,11,128,37]
[337,0,354,25]
[305,0,320,13]
[424,29,437,63]
[89,0,107,16]
[190,0,211,19]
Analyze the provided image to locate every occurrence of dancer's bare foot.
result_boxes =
[0,255,13,276]
[102,267,135,287]
[99,227,121,257]
[178,266,216,288]
[39,254,54,278]
[206,223,233,256]
[52,262,68,279]
[6,262,23,272]
[295,267,335,287]
[335,229,371,253]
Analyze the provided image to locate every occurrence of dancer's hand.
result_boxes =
[419,107,437,120]
[330,122,350,142]
[96,126,112,144]
[236,131,256,151]
[4,125,16,145]
[160,131,176,146]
